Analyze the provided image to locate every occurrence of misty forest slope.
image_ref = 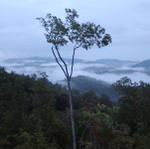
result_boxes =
[0,67,150,149]
[60,75,118,101]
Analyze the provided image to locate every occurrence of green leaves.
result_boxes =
[37,14,68,46]
[37,9,111,49]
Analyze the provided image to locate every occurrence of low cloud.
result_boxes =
[2,58,150,84]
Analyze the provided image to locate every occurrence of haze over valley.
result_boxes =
[1,57,150,84]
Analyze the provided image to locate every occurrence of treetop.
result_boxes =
[37,8,111,50]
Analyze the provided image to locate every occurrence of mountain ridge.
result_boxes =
[132,59,150,68]
[59,75,118,101]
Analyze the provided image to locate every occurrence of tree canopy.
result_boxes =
[37,8,111,50]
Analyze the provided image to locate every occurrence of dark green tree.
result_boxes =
[37,9,111,149]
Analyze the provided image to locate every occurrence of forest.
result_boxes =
[0,67,150,149]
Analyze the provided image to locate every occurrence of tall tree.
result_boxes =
[37,9,111,149]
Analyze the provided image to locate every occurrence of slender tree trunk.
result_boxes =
[67,78,77,149]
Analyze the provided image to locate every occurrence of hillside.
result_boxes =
[59,75,118,101]
[0,67,150,149]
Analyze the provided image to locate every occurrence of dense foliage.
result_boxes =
[0,68,150,149]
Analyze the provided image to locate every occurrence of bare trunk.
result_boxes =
[67,78,77,149]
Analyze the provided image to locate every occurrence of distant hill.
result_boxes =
[84,66,137,75]
[87,59,137,67]
[133,59,150,68]
[3,57,137,68]
[4,57,85,66]
[59,75,118,101]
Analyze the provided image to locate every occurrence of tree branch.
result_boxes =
[54,45,70,78]
[51,47,68,78]
[69,43,82,79]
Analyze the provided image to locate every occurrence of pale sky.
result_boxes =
[0,0,150,61]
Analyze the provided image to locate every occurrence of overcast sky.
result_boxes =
[0,0,150,61]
